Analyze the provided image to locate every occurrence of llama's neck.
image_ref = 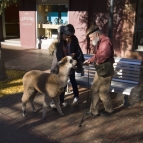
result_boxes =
[58,73,69,88]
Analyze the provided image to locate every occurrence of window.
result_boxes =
[133,0,143,51]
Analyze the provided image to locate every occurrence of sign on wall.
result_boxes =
[19,11,36,48]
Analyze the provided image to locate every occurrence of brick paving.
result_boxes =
[1,45,143,143]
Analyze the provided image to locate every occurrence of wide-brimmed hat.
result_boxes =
[86,24,99,37]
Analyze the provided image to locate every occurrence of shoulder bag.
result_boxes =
[94,61,114,77]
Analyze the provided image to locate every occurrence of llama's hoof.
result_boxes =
[42,116,46,120]
[60,113,64,116]
[33,109,37,113]
[23,111,26,117]
[23,113,26,117]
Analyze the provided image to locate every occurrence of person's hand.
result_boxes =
[83,60,90,65]
[70,53,76,58]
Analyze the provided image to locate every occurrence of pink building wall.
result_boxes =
[19,11,36,48]
[69,11,88,54]
[69,0,143,60]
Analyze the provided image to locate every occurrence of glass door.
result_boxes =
[37,1,68,39]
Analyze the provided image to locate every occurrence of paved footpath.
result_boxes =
[1,45,143,143]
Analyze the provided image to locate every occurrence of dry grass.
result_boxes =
[0,70,26,97]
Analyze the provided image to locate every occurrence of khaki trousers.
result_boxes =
[90,72,114,114]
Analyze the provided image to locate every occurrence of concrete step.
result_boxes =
[1,38,21,47]
[2,38,55,49]
[4,39,21,44]
[1,42,21,47]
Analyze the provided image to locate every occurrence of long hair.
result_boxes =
[57,33,67,47]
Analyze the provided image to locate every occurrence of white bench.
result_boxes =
[67,54,143,106]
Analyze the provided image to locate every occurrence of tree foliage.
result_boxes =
[0,0,18,15]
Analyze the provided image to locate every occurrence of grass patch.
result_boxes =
[0,70,26,97]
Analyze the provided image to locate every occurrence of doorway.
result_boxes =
[4,3,20,39]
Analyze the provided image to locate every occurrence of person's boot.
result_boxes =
[86,111,100,117]
[100,110,114,116]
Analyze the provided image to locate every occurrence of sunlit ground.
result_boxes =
[0,70,26,97]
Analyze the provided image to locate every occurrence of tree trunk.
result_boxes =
[0,42,7,80]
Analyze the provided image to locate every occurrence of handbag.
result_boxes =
[94,61,114,77]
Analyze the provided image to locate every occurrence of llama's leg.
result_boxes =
[22,101,26,117]
[42,95,49,119]
[29,90,38,112]
[53,96,64,116]
[21,87,36,116]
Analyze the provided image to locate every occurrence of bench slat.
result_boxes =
[113,72,139,78]
[111,81,136,88]
[113,76,139,82]
[114,70,140,75]
[122,87,135,95]
[114,66,141,72]
[110,81,136,95]
[112,78,138,84]
[110,88,132,95]
[114,63,141,68]
[115,57,142,64]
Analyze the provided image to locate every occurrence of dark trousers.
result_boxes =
[60,70,79,103]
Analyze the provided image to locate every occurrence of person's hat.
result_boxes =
[86,24,99,37]
[64,24,75,35]
[57,25,66,34]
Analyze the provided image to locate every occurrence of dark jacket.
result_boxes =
[56,35,85,62]
[71,35,85,63]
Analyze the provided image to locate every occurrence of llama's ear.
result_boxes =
[58,57,67,66]
[58,61,63,66]
[58,60,65,66]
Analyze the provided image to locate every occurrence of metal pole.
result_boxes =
[108,0,114,39]
[87,0,92,54]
